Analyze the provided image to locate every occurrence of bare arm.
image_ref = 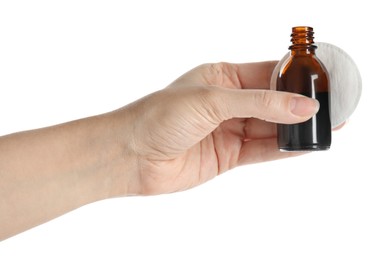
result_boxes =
[0,61,319,240]
[0,111,136,239]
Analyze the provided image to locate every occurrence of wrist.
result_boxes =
[99,106,141,198]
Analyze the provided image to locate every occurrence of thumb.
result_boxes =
[210,87,319,124]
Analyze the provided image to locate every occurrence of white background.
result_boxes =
[0,0,390,259]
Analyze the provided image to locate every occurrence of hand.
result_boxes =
[125,62,319,195]
[0,61,320,239]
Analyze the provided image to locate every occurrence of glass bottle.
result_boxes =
[277,26,331,151]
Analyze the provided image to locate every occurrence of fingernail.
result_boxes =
[290,97,319,117]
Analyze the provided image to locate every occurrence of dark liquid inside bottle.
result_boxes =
[278,92,331,151]
[277,26,331,151]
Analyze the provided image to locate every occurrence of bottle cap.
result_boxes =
[270,42,362,128]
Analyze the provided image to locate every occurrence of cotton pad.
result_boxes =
[270,42,362,128]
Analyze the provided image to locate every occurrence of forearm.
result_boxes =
[0,61,319,240]
[0,109,137,240]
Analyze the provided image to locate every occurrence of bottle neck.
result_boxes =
[290,46,316,56]
[289,26,317,56]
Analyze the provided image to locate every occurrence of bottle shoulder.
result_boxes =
[277,53,330,93]
[279,54,329,76]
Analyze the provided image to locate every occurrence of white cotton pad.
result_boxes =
[270,42,362,128]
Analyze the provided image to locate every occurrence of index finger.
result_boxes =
[234,61,278,89]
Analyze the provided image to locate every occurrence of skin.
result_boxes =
[0,61,319,240]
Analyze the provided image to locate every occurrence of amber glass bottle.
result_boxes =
[277,26,331,151]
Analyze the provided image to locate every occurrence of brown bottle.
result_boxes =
[277,26,331,151]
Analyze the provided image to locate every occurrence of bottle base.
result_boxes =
[279,145,330,152]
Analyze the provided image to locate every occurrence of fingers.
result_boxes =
[233,61,279,89]
[209,87,319,124]
[237,138,306,166]
[170,61,278,90]
[244,118,276,140]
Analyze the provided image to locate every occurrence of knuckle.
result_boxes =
[196,86,228,122]
[199,62,235,86]
[193,85,215,100]
[254,91,284,121]
[204,62,225,75]
[197,86,220,107]
[257,91,274,108]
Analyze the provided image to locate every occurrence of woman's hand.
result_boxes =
[124,61,319,195]
[0,61,319,240]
